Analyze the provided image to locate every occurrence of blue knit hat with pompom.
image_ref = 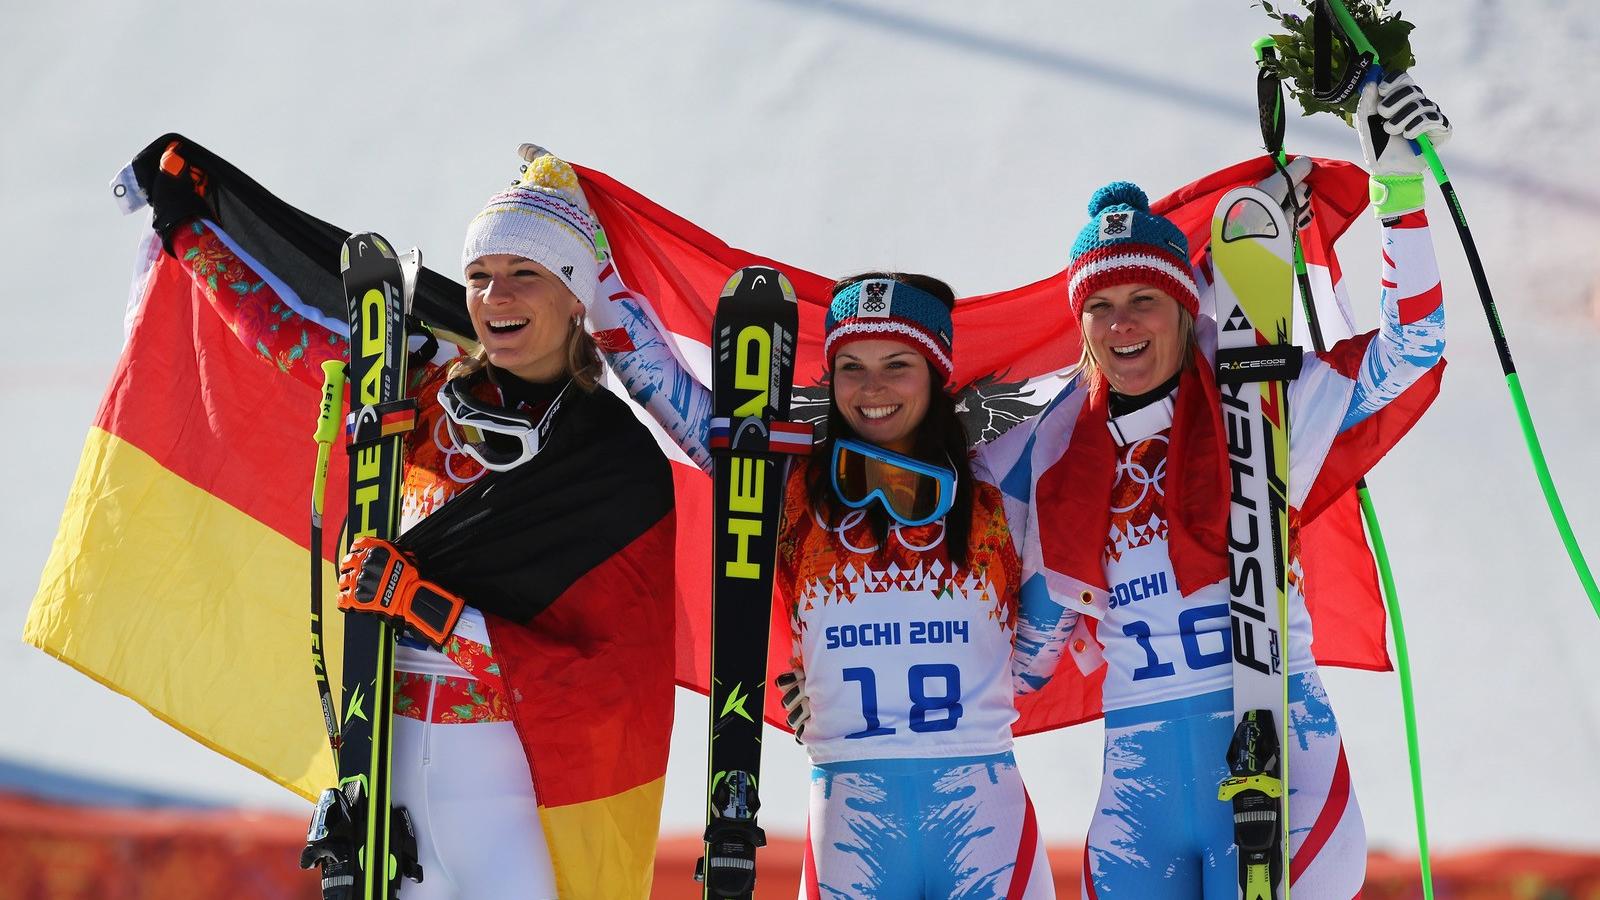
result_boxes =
[1065,181,1199,319]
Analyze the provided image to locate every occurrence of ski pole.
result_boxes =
[1319,0,1600,617]
[310,359,346,758]
[1255,39,1435,899]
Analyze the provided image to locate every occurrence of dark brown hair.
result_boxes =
[804,272,974,567]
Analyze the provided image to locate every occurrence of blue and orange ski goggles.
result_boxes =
[830,438,957,527]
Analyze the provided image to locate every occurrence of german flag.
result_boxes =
[26,135,673,896]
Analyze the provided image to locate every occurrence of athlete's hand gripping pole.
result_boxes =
[1320,0,1600,617]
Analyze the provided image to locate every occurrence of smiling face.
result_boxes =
[831,339,932,454]
[464,254,582,383]
[1081,283,1189,395]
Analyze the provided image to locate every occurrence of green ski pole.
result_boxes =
[310,359,347,758]
[1319,0,1600,618]
[1255,37,1435,900]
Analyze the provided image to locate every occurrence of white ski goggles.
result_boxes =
[438,376,569,472]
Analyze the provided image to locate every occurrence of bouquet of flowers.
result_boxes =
[1257,0,1417,123]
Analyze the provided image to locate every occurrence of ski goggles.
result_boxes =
[438,376,570,472]
[830,438,957,527]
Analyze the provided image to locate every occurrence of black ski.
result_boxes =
[301,233,422,900]
[696,266,811,899]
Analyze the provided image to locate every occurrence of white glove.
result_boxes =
[1358,72,1451,217]
[1252,155,1314,232]
[774,667,810,742]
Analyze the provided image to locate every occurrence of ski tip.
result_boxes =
[341,232,400,271]
[719,266,795,304]
[399,249,422,311]
[1212,187,1285,246]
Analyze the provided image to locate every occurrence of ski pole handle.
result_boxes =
[312,360,346,520]
[1320,0,1445,175]
[1321,0,1600,626]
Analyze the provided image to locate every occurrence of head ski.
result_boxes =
[300,234,422,900]
[696,267,810,899]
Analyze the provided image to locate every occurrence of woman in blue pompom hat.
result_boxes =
[989,73,1454,897]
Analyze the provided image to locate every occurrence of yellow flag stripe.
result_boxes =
[25,426,337,801]
[539,776,666,899]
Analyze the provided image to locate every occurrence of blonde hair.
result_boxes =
[1067,305,1198,386]
[446,315,604,391]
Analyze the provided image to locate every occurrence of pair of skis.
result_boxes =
[300,234,423,900]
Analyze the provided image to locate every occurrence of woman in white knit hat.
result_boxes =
[334,146,677,899]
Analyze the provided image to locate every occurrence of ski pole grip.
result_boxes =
[1252,37,1287,160]
[315,361,347,444]
[1322,0,1443,183]
[312,360,346,516]
[1323,0,1378,57]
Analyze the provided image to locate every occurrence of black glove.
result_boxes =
[147,141,216,257]
[774,667,810,742]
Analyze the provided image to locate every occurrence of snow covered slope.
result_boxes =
[2,0,1597,851]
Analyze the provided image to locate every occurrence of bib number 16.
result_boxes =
[841,664,963,739]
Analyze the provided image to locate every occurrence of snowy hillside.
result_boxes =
[2,0,1597,852]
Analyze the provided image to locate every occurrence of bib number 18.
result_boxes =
[841,664,963,739]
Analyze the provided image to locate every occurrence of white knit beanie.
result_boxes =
[460,144,605,307]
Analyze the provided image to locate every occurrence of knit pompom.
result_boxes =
[515,144,587,210]
[1087,181,1149,216]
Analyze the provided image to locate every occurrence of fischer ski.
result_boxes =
[696,266,811,899]
[1211,188,1300,900]
[301,234,423,900]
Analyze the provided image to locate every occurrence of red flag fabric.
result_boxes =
[575,156,1395,733]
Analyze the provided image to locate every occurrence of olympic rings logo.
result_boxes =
[432,414,487,485]
[810,506,947,553]
[1109,434,1168,515]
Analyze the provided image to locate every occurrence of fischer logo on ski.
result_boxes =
[1211,189,1298,900]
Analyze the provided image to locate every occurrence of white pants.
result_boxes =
[390,677,557,899]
